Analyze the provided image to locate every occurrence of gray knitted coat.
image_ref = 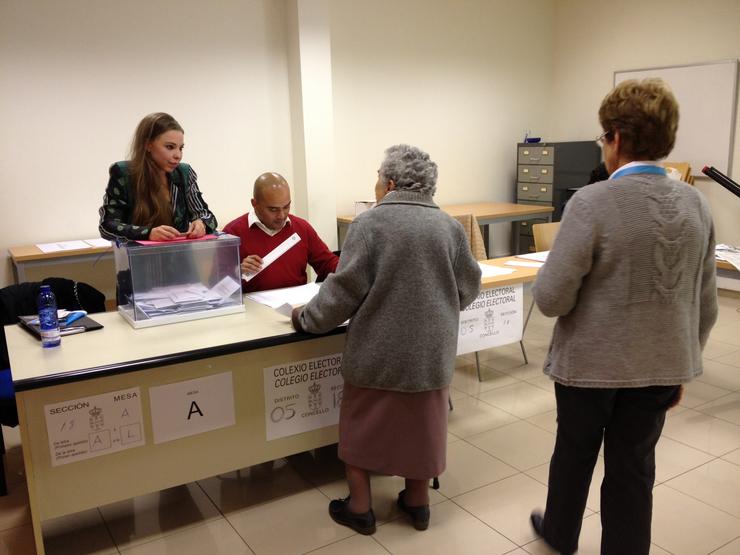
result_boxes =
[298,190,482,392]
[534,173,718,388]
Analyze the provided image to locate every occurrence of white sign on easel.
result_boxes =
[263,353,344,441]
[457,284,523,355]
[149,372,236,444]
[44,387,145,466]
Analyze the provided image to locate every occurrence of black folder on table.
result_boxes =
[17,315,104,340]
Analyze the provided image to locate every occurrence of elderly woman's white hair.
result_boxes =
[378,144,438,195]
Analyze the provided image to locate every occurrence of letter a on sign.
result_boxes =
[187,401,204,420]
[149,372,235,444]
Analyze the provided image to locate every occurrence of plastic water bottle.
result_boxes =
[37,285,61,348]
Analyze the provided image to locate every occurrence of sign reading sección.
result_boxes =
[44,387,145,467]
[263,353,344,441]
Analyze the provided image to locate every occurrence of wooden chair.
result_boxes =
[453,214,487,261]
[532,221,561,252]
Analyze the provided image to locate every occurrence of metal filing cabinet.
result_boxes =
[515,141,601,253]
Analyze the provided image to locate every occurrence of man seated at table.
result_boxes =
[223,172,339,293]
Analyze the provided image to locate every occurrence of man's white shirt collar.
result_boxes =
[248,212,290,237]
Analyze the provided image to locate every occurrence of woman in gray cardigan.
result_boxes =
[530,79,718,555]
[293,145,481,534]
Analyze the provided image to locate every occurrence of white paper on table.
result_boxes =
[83,238,113,248]
[242,233,301,282]
[275,303,294,317]
[504,260,544,268]
[478,262,516,277]
[716,244,740,271]
[37,240,92,253]
[246,282,321,310]
[516,250,549,262]
[718,251,740,271]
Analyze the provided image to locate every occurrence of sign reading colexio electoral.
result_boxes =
[263,353,344,441]
[457,284,524,355]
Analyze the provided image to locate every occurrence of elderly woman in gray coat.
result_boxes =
[292,145,481,534]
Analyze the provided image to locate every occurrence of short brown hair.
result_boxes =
[598,78,679,160]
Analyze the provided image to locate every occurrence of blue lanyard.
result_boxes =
[611,165,667,180]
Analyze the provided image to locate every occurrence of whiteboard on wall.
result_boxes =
[614,59,738,175]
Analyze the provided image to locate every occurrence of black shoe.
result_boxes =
[329,497,376,535]
[397,490,430,531]
[530,511,575,555]
[530,510,545,538]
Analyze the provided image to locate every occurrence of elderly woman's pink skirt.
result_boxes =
[338,382,449,480]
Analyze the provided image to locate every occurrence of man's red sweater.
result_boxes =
[223,213,339,293]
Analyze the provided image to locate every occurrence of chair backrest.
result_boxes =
[532,222,561,252]
[453,214,487,261]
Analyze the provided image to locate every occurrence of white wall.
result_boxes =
[550,0,740,247]
[2,0,737,289]
[330,0,557,256]
[0,0,294,287]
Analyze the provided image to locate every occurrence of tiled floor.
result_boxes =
[2,293,740,554]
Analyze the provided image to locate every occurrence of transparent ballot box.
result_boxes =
[114,234,244,328]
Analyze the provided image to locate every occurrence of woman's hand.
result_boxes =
[186,219,206,238]
[149,225,183,241]
[291,306,304,331]
[241,255,264,275]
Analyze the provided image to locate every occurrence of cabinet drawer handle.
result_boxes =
[523,150,530,155]
[522,186,529,191]
[541,169,548,175]
[542,150,549,155]
[540,187,547,192]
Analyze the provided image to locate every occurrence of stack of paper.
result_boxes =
[478,262,516,278]
[516,251,549,262]
[128,277,242,319]
[36,238,112,253]
[716,244,740,271]
[246,282,322,317]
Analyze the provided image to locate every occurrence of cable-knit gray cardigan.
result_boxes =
[297,190,482,392]
[534,173,718,388]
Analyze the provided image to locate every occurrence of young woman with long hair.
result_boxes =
[99,112,217,242]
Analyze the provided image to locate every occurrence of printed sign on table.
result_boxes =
[149,372,236,444]
[263,353,344,441]
[44,387,145,467]
[457,284,524,355]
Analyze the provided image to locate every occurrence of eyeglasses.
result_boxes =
[595,130,612,147]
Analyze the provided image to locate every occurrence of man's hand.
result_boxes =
[149,225,183,241]
[241,254,264,274]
